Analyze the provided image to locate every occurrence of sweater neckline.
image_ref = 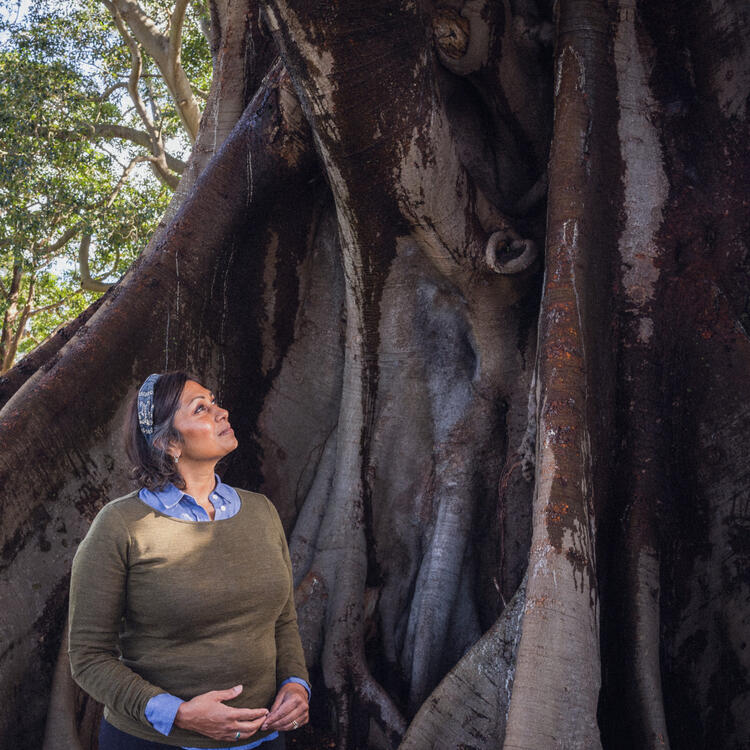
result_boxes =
[131,487,248,525]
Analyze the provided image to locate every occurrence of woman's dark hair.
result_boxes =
[125,371,200,491]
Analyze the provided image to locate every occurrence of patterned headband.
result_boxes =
[137,373,161,446]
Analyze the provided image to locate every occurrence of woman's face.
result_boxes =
[170,380,238,463]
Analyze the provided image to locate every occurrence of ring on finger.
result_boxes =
[234,731,241,740]
[292,719,299,730]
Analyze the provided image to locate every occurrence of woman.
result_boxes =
[68,372,310,749]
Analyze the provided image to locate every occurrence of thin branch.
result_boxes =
[3,274,37,372]
[141,75,163,130]
[191,84,209,100]
[21,273,36,316]
[105,155,150,208]
[39,223,84,258]
[82,123,187,172]
[97,81,129,102]
[99,141,132,170]
[29,291,82,317]
[97,244,121,283]
[192,0,212,47]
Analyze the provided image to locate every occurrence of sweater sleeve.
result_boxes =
[68,502,164,726]
[263,497,310,689]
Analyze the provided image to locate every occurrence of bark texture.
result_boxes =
[1,0,749,749]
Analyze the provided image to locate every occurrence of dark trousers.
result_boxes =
[99,718,285,750]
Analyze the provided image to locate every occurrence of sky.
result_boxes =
[0,0,31,42]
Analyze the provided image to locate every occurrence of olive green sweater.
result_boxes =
[68,489,308,748]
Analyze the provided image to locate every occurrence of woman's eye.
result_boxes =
[194,398,215,414]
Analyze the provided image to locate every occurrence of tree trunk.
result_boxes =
[0,264,24,374]
[1,1,749,748]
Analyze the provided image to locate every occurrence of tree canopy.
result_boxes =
[0,0,212,371]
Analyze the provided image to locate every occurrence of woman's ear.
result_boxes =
[166,438,182,461]
[152,435,178,457]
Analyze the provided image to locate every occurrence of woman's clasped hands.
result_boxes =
[174,682,309,742]
[261,681,310,733]
[174,684,267,742]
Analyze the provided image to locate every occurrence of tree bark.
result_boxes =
[503,3,619,746]
[1,1,749,748]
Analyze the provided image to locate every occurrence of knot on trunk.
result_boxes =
[485,230,537,274]
[433,1,490,76]
[433,8,470,59]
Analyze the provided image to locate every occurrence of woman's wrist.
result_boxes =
[145,693,184,736]
[173,699,193,730]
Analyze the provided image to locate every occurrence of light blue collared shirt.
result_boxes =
[138,476,310,749]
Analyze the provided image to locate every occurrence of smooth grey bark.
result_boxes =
[399,573,527,749]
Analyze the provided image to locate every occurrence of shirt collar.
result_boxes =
[210,474,235,503]
[150,473,231,509]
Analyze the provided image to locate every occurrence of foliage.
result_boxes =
[0,0,212,370]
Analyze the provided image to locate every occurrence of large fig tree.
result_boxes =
[1,0,748,748]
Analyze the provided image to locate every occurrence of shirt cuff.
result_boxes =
[281,677,311,700]
[145,693,184,736]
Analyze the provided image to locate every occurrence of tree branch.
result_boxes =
[78,234,112,293]
[87,124,186,173]
[28,294,80,317]
[146,157,180,189]
[100,0,168,64]
[98,244,121,283]
[40,224,84,258]
[192,0,212,48]
[191,84,209,101]
[107,3,158,140]
[101,0,202,141]
[100,8,184,190]
[0,266,31,373]
[104,155,150,208]
[97,81,129,102]
[169,0,190,83]
[49,122,187,174]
